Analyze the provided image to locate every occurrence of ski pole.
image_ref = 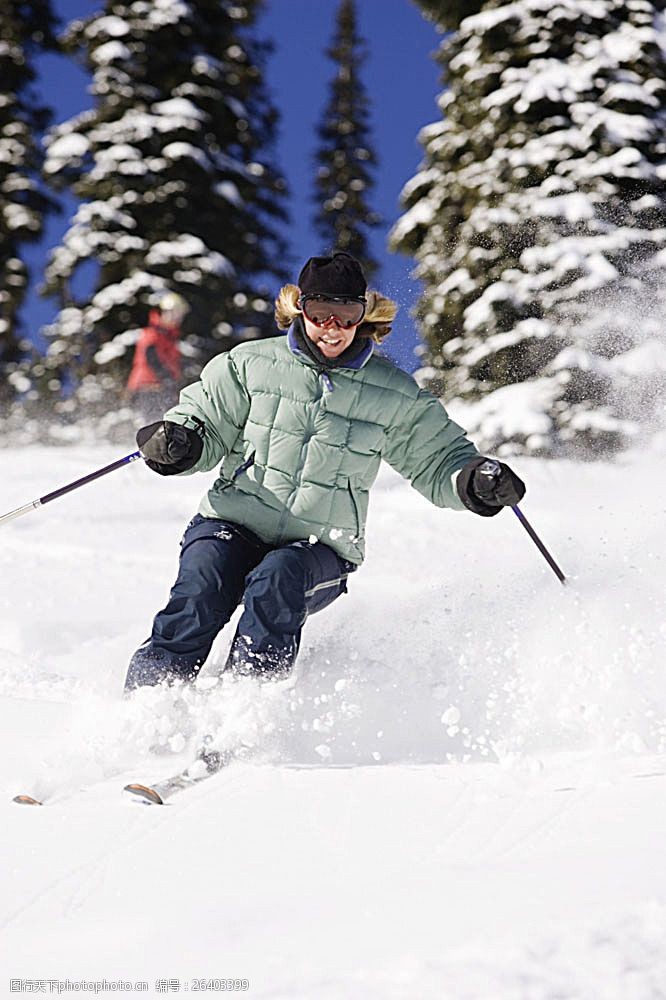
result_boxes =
[0,450,142,528]
[479,460,566,585]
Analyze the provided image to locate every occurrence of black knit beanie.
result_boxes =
[298,251,367,298]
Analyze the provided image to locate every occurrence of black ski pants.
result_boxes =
[124,514,356,690]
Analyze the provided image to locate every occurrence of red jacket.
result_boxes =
[127,311,183,393]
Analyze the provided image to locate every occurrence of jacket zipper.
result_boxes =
[275,368,324,544]
[219,451,255,492]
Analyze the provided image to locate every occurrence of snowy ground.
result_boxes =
[1,439,666,998]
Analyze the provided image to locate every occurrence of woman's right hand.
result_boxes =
[136,420,203,476]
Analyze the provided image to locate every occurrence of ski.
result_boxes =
[12,743,246,807]
[12,738,253,806]
[123,742,243,805]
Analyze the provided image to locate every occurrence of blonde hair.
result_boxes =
[274,284,398,344]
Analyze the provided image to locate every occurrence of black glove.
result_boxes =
[136,420,203,476]
[457,457,525,517]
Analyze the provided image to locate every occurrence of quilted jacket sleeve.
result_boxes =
[382,387,480,510]
[163,351,251,474]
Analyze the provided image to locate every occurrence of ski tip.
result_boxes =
[123,783,164,805]
[13,794,43,806]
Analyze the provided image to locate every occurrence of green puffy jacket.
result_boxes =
[165,329,479,564]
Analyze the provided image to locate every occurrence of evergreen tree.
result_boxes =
[38,0,287,420]
[415,0,483,31]
[0,0,57,410]
[314,0,380,280]
[392,0,666,457]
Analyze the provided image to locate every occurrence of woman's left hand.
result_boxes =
[456,457,526,517]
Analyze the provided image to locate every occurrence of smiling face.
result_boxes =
[301,313,359,359]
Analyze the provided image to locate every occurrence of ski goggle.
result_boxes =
[299,294,366,329]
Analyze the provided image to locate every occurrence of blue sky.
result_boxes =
[24,0,445,372]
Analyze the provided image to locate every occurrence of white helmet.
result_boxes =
[158,291,189,317]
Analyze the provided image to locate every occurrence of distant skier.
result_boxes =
[125,252,525,690]
[126,291,189,421]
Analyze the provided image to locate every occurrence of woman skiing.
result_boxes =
[125,252,524,690]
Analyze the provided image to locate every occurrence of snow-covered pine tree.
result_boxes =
[313,0,380,279]
[392,0,666,457]
[38,0,287,421]
[0,0,57,411]
[415,0,483,30]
